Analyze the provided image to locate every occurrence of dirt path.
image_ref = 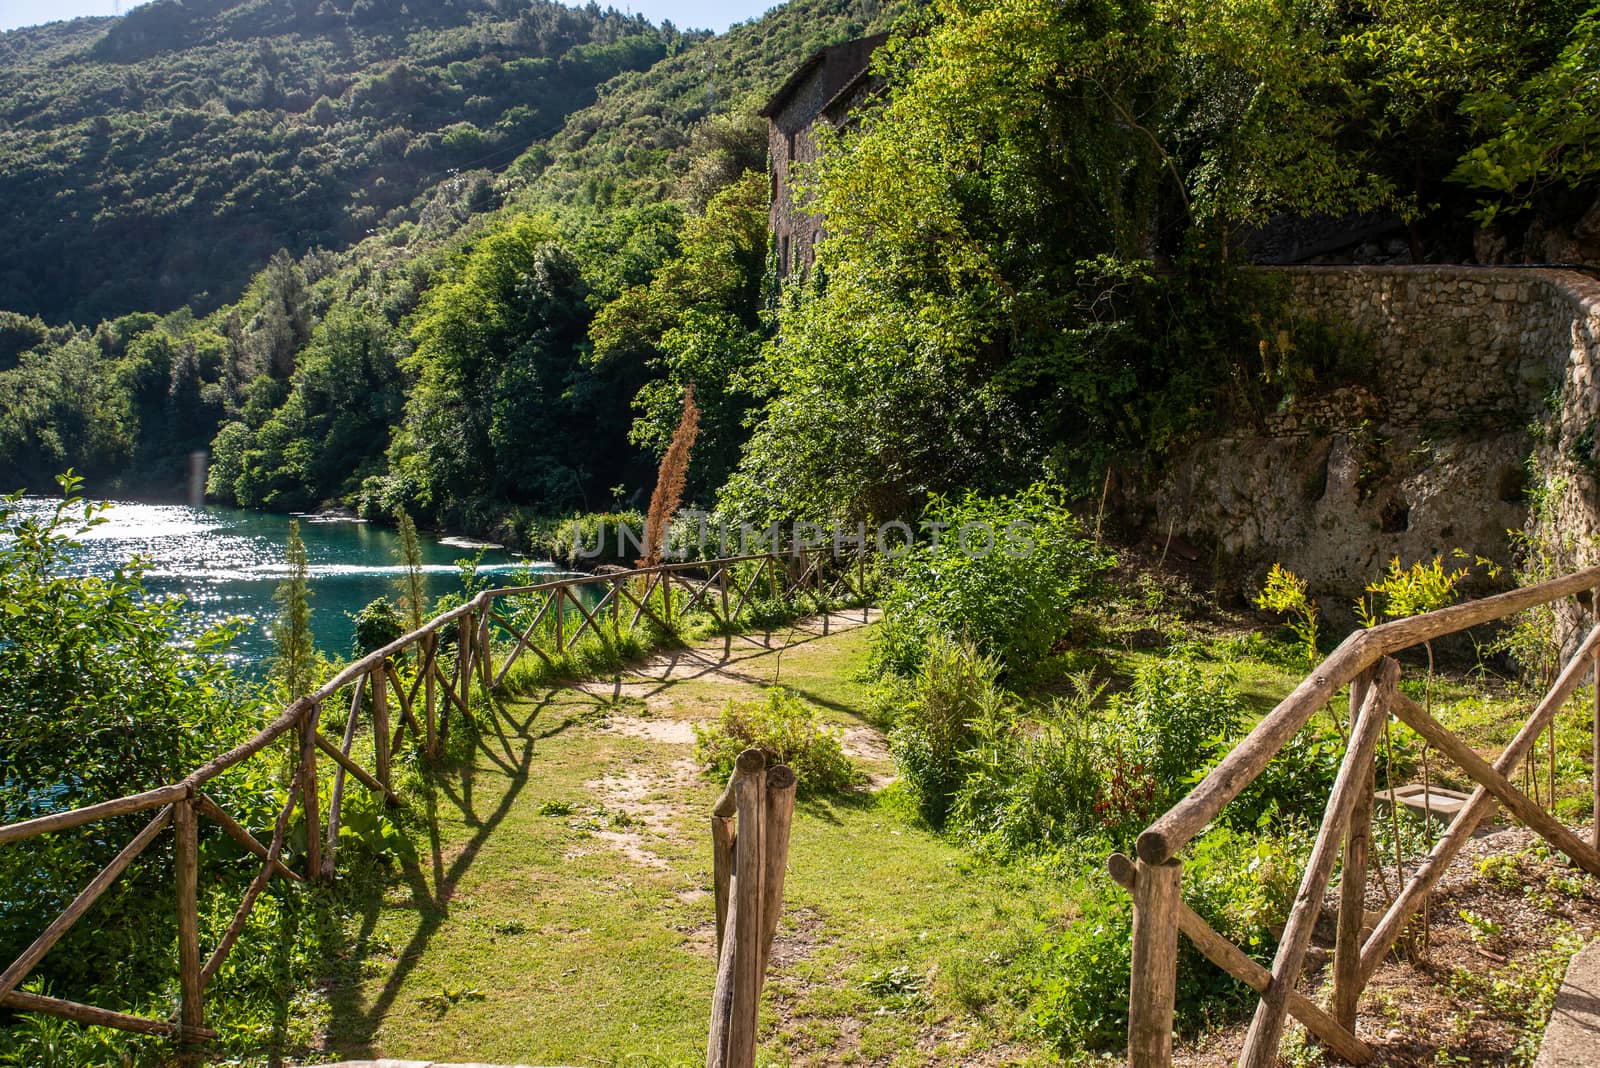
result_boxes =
[303,610,1049,1068]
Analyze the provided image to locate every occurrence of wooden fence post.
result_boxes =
[425,632,438,761]
[1593,647,1598,854]
[663,568,673,626]
[174,795,204,1048]
[555,588,565,653]
[299,704,322,880]
[477,605,493,689]
[758,765,797,978]
[372,664,390,791]
[460,608,473,723]
[1127,856,1182,1068]
[1332,671,1375,1031]
[708,750,767,1068]
[712,814,735,957]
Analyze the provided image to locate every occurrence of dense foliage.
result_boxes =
[4,0,1600,525]
[872,485,1113,679]
[0,478,254,1020]
[0,0,677,325]
[0,0,894,520]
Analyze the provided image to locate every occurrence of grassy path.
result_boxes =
[299,613,1064,1067]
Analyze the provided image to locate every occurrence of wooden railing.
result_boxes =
[1118,565,1600,1067]
[0,547,869,1046]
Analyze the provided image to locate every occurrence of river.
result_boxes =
[7,497,567,668]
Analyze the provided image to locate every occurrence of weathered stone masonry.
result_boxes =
[1159,265,1600,621]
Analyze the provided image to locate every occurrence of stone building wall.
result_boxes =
[762,35,885,281]
[1158,265,1600,622]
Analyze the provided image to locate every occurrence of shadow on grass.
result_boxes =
[318,689,539,1056]
[313,612,879,1058]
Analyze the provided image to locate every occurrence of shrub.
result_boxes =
[1099,657,1245,832]
[0,477,252,1016]
[693,688,858,795]
[352,595,404,654]
[872,483,1111,680]
[886,633,1009,826]
[1231,716,1345,829]
[546,510,646,568]
[948,676,1103,853]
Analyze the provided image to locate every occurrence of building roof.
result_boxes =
[758,32,890,120]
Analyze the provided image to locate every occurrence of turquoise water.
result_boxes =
[10,497,567,668]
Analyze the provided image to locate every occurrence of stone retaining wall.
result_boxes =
[1158,265,1600,621]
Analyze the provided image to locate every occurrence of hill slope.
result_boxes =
[0,0,682,324]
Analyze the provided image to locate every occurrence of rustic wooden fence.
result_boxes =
[1118,565,1600,1067]
[0,547,869,1046]
[706,749,797,1068]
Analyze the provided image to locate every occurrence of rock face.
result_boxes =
[1158,265,1600,620]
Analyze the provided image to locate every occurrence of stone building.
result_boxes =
[759,33,888,281]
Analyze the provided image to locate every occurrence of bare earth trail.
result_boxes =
[300,611,1058,1068]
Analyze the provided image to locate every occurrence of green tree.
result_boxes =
[389,215,629,520]
[1449,6,1600,223]
[590,171,770,499]
[0,475,246,983]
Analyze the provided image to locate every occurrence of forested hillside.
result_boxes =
[0,0,894,517]
[3,0,1599,549]
[0,0,681,325]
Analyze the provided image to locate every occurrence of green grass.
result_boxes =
[262,593,1600,1066]
[291,617,1063,1067]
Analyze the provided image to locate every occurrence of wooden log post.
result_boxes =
[713,814,735,957]
[720,567,731,626]
[555,588,566,653]
[758,765,797,981]
[662,567,673,627]
[1239,657,1398,1068]
[299,704,323,881]
[174,795,204,1047]
[425,632,438,760]
[1332,671,1376,1033]
[708,750,767,1068]
[1127,856,1182,1068]
[371,664,390,793]
[460,608,474,724]
[477,604,494,690]
[323,674,365,876]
